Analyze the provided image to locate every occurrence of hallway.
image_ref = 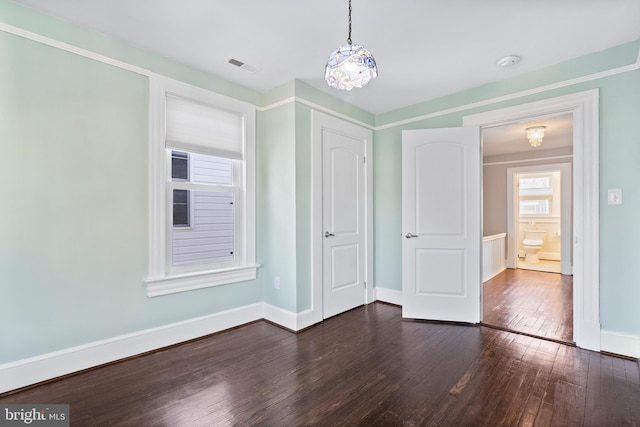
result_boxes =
[482,268,573,343]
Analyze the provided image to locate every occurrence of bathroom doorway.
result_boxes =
[516,170,562,273]
[507,163,572,275]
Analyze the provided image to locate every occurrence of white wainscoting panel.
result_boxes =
[482,233,507,282]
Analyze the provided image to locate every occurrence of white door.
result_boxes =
[402,127,481,323]
[322,127,366,319]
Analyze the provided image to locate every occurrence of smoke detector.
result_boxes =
[496,55,521,67]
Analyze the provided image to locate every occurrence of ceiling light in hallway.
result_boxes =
[526,126,546,147]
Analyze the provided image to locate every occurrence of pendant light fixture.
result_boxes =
[526,126,546,148]
[324,0,378,90]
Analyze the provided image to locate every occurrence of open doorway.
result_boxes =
[515,170,563,273]
[464,90,600,351]
[507,162,572,275]
[480,113,574,344]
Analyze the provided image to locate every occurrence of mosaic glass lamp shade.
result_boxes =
[324,0,377,90]
[325,44,378,90]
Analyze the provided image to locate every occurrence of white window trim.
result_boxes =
[146,76,257,296]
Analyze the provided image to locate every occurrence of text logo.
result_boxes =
[0,405,69,427]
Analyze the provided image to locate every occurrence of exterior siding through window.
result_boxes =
[171,153,235,266]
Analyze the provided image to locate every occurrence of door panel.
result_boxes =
[330,243,359,290]
[415,249,465,295]
[322,129,366,319]
[402,127,481,323]
[416,144,465,235]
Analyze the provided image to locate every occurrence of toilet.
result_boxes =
[522,229,546,263]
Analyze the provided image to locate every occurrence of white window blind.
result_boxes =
[165,95,244,159]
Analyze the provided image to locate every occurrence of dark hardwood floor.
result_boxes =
[2,303,639,426]
[483,268,573,344]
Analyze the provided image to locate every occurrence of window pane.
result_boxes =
[172,151,189,180]
[519,176,550,189]
[173,189,189,227]
[191,152,233,185]
[520,199,550,215]
[172,190,234,266]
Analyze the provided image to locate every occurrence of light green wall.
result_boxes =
[294,80,375,126]
[257,103,298,312]
[375,40,640,127]
[2,0,639,367]
[0,30,263,363]
[373,46,640,336]
[294,103,314,312]
[0,0,260,106]
[0,1,372,366]
[0,2,268,364]
[258,88,369,313]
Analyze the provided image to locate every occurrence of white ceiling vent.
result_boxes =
[228,58,258,73]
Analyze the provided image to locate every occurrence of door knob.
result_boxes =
[404,233,418,239]
[325,231,335,238]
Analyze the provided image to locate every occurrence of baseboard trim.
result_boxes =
[0,303,263,394]
[375,287,402,306]
[5,301,632,394]
[262,304,318,332]
[601,330,640,359]
[538,252,561,261]
[517,251,560,261]
[483,267,507,283]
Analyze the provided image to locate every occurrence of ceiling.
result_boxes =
[482,114,573,158]
[10,0,640,116]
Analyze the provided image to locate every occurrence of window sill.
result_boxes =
[146,264,260,297]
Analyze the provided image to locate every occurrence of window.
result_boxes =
[146,77,257,297]
[171,151,190,227]
[170,152,236,266]
[519,174,553,216]
[171,151,189,181]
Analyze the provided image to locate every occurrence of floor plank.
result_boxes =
[483,268,573,343]
[2,303,638,426]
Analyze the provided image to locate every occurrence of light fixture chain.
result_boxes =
[347,0,352,45]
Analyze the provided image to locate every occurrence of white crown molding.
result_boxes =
[2,20,637,134]
[256,96,296,112]
[258,96,375,130]
[0,22,150,76]
[376,62,639,131]
[483,154,573,166]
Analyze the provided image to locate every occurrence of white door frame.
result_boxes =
[507,163,572,275]
[463,89,600,352]
[310,111,375,325]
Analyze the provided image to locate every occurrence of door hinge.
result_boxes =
[364,281,367,288]
[363,156,366,163]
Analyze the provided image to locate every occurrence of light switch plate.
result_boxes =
[608,189,622,205]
